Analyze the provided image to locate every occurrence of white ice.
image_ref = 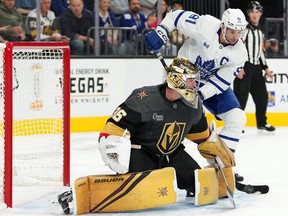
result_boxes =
[1,126,288,216]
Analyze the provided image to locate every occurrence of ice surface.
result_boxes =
[1,127,288,216]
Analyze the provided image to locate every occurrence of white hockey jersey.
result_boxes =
[158,10,248,99]
[26,9,56,40]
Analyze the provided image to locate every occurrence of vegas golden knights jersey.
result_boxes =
[100,84,209,156]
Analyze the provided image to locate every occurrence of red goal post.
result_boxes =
[0,42,70,208]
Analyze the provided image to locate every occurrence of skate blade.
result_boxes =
[257,130,276,135]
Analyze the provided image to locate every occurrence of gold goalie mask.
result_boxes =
[166,57,199,108]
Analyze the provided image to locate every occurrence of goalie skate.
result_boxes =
[57,190,73,214]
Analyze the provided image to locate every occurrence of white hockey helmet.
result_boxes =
[166,57,199,108]
[222,8,247,31]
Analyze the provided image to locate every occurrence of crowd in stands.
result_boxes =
[0,0,285,56]
[0,0,187,56]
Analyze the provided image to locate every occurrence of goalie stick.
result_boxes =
[215,156,236,209]
[235,181,269,194]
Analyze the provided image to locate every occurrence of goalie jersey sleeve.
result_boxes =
[99,84,209,155]
[157,10,248,99]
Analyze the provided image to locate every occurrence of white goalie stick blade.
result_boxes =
[215,156,236,209]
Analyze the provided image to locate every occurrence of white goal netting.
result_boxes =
[0,42,70,207]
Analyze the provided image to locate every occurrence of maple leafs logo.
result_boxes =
[195,55,218,80]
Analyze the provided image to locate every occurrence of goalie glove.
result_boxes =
[99,133,131,174]
[198,122,235,167]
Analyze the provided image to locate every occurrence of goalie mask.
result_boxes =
[166,57,199,108]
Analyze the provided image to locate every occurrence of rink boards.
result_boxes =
[69,58,288,132]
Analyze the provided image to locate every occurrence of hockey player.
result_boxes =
[145,8,248,153]
[55,58,235,215]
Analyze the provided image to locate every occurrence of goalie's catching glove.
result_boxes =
[198,129,235,167]
[145,25,169,53]
[99,134,131,174]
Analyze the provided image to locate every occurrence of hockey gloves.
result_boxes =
[198,130,235,167]
[145,26,169,53]
[99,134,131,174]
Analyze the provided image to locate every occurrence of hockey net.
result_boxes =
[0,42,70,208]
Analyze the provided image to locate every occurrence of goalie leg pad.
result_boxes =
[194,168,219,206]
[74,168,177,214]
[198,130,235,167]
[218,167,235,198]
[74,176,90,215]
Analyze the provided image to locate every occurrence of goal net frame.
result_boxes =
[0,42,70,208]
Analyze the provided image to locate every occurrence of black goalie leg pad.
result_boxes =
[58,190,73,214]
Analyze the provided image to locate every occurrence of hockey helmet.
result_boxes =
[222,8,247,31]
[166,57,199,108]
[247,1,263,13]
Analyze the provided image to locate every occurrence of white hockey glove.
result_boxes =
[99,134,131,174]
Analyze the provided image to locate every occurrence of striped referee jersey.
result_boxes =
[242,24,268,69]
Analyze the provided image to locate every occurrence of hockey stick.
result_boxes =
[155,52,169,71]
[215,156,236,209]
[235,181,269,194]
[234,173,269,194]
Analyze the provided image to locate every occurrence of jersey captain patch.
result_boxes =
[157,121,186,155]
[137,90,149,100]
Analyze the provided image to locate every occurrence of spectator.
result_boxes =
[0,34,6,43]
[98,0,120,55]
[109,0,129,17]
[120,0,156,55]
[60,0,94,55]
[26,0,69,42]
[15,0,36,16]
[233,1,275,133]
[265,38,279,57]
[170,0,188,48]
[139,0,156,16]
[150,0,177,56]
[171,0,183,10]
[0,0,29,41]
[51,0,68,17]
[150,0,168,29]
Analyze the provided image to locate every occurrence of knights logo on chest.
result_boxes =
[156,121,186,155]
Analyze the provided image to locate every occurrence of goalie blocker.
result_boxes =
[57,167,234,215]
